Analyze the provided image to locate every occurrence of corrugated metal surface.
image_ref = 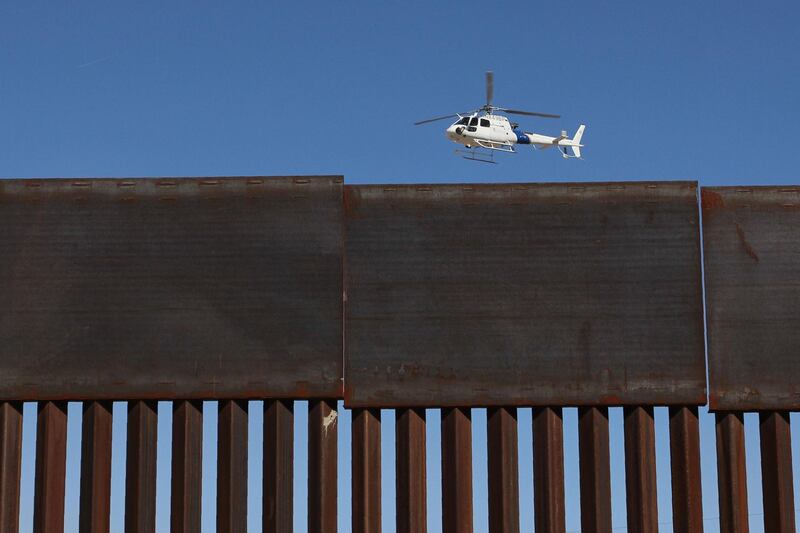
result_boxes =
[344,181,705,407]
[0,176,343,400]
[703,186,800,410]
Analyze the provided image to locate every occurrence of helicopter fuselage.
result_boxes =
[445,113,585,158]
[446,113,518,147]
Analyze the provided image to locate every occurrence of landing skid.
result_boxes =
[454,148,497,164]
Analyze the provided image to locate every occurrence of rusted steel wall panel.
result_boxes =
[578,407,611,533]
[352,408,381,533]
[79,401,113,533]
[263,399,292,532]
[396,408,426,533]
[33,401,67,533]
[0,176,343,401]
[308,399,337,533]
[441,407,473,533]
[170,400,203,532]
[759,411,795,533]
[623,406,658,532]
[217,400,248,533]
[715,412,749,532]
[0,402,22,532]
[487,407,519,533]
[669,406,703,533]
[125,400,157,533]
[533,407,565,533]
[703,186,800,410]
[345,182,704,407]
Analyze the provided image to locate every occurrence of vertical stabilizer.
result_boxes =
[571,125,585,158]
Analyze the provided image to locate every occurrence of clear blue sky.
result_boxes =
[2,2,800,532]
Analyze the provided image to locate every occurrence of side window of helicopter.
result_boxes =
[467,116,478,132]
[480,118,490,128]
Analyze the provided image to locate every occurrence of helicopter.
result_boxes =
[414,72,586,163]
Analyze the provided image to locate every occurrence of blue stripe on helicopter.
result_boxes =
[514,130,530,144]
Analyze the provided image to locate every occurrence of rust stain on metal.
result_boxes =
[701,189,725,209]
[735,222,759,262]
[704,186,800,410]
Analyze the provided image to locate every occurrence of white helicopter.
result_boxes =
[415,72,586,163]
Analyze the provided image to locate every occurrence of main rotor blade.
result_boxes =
[486,71,493,107]
[413,112,472,126]
[503,108,561,119]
